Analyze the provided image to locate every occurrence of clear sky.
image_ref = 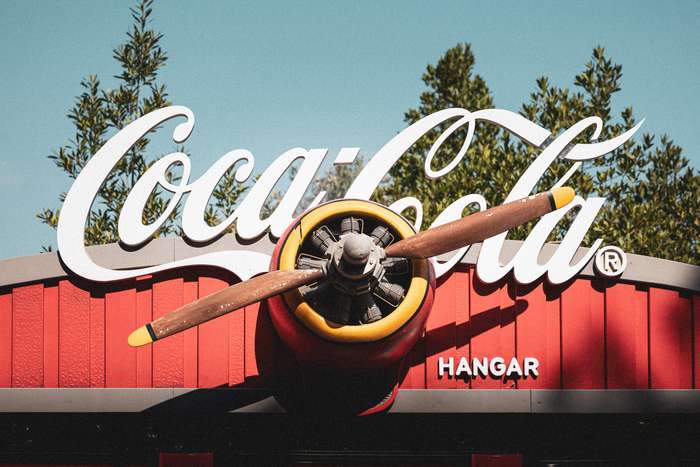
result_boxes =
[0,1,698,259]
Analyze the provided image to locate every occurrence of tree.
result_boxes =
[37,0,244,249]
[378,44,699,265]
[297,156,365,214]
[260,155,365,221]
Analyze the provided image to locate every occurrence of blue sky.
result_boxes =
[0,1,698,259]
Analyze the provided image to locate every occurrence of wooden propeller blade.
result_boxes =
[128,268,325,347]
[384,187,575,259]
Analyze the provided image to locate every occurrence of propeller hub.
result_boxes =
[342,233,372,266]
[333,233,381,281]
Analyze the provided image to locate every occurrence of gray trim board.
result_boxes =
[530,389,700,414]
[1,234,698,292]
[389,389,531,413]
[0,389,698,414]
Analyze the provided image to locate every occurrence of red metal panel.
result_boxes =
[454,265,471,389]
[695,295,700,389]
[2,265,696,393]
[544,291,562,389]
[244,302,260,384]
[0,292,11,387]
[426,273,457,389]
[152,276,184,387]
[469,276,516,389]
[400,255,433,389]
[12,284,43,387]
[105,287,136,387]
[397,265,450,391]
[43,285,59,387]
[197,276,229,388]
[469,277,500,389]
[160,452,213,467]
[59,280,91,387]
[590,283,605,388]
[89,292,105,387]
[135,277,153,388]
[499,284,517,389]
[183,278,198,388]
[228,299,245,387]
[244,301,276,387]
[561,279,605,389]
[516,282,561,389]
[400,338,426,389]
[606,283,649,389]
[649,288,692,389]
[472,453,523,467]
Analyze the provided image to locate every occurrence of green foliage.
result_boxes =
[271,156,365,218]
[378,44,699,265]
[302,156,365,208]
[37,0,171,247]
[37,0,245,249]
[38,11,698,267]
[204,166,249,231]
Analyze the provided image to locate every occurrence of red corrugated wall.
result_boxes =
[0,265,697,390]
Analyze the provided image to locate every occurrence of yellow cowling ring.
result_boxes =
[278,199,430,343]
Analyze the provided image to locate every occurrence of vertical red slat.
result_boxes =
[694,295,700,389]
[59,280,90,387]
[545,292,562,389]
[183,279,199,388]
[400,256,433,390]
[400,339,426,389]
[160,452,214,467]
[649,288,692,389]
[12,284,43,387]
[153,276,184,387]
[606,283,648,389]
[90,292,105,387]
[516,282,561,389]
[472,453,523,467]
[197,276,230,388]
[561,279,605,389]
[426,273,457,389]
[469,278,501,389]
[229,296,245,388]
[105,288,136,387]
[228,308,245,386]
[244,303,259,384]
[635,289,651,388]
[454,266,471,389]
[499,285,516,388]
[0,292,12,387]
[469,277,515,389]
[43,284,59,387]
[136,277,153,388]
[244,301,276,387]
[398,263,442,391]
[591,283,605,387]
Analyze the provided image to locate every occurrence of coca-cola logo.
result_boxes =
[57,106,641,284]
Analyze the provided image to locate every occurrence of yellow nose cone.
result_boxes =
[128,326,153,347]
[551,186,575,209]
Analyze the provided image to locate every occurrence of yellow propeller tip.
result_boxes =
[551,186,575,209]
[128,326,153,347]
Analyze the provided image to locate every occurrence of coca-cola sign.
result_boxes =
[57,106,641,284]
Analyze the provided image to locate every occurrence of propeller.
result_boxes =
[128,187,574,347]
[384,187,574,259]
[127,268,325,347]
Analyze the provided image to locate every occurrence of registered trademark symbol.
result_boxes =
[594,245,628,277]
